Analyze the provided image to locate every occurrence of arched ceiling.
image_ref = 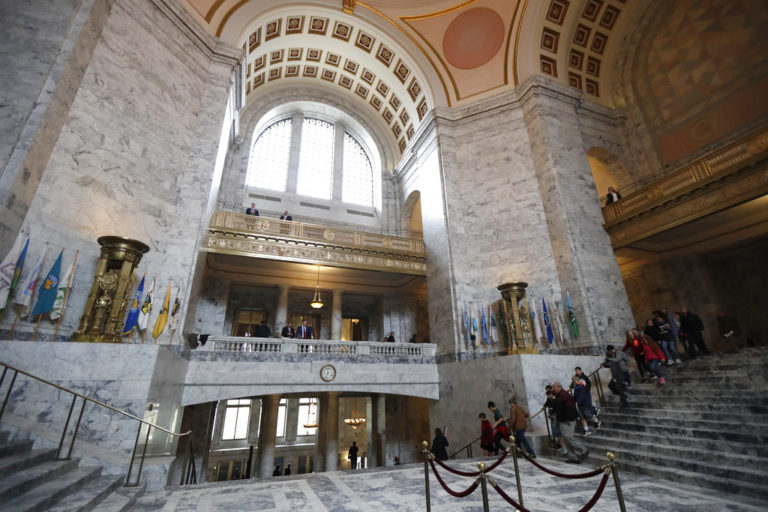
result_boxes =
[179,1,649,130]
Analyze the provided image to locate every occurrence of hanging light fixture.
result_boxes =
[344,409,366,429]
[303,399,319,429]
[310,264,324,309]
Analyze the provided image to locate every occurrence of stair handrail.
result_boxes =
[448,435,481,460]
[0,361,196,487]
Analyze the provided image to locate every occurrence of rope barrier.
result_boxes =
[488,476,531,512]
[519,449,607,479]
[576,471,611,512]
[428,459,481,498]
[432,447,510,477]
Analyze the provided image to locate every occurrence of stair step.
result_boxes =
[0,449,57,479]
[0,431,9,444]
[597,406,767,423]
[0,458,80,503]
[595,418,767,445]
[46,475,124,512]
[95,483,146,512]
[0,465,101,512]
[599,412,768,433]
[0,440,34,458]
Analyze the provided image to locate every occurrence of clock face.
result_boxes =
[320,364,336,382]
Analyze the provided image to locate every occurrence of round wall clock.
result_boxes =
[320,364,337,382]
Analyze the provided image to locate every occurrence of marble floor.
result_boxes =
[133,454,765,511]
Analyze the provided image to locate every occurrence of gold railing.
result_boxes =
[202,211,427,275]
[603,129,768,225]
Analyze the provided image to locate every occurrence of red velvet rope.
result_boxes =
[489,480,532,512]
[576,472,611,512]
[484,448,509,472]
[431,456,481,477]
[428,459,480,498]
[519,450,605,479]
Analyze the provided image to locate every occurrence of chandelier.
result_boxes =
[303,399,319,429]
[310,264,324,309]
[344,413,366,429]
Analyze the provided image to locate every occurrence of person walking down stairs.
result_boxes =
[641,337,667,385]
[601,345,631,407]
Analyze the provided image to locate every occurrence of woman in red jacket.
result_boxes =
[623,329,649,382]
[641,336,666,385]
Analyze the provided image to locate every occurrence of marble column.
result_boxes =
[285,398,299,445]
[315,394,328,471]
[368,394,385,467]
[325,391,341,472]
[331,290,343,340]
[275,284,290,333]
[257,394,281,478]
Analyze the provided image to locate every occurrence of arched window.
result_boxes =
[342,133,374,207]
[296,118,335,200]
[247,118,292,191]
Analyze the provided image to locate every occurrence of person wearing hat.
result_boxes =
[601,344,630,407]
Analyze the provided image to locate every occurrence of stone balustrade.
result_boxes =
[202,211,426,275]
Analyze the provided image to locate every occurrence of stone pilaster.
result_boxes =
[257,394,281,478]
[331,290,343,340]
[325,391,341,471]
[275,284,290,333]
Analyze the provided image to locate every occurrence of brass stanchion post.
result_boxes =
[509,437,524,508]
[607,452,627,512]
[478,462,490,512]
[422,441,431,512]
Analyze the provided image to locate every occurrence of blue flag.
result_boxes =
[123,275,145,335]
[481,306,489,346]
[30,251,62,318]
[463,302,472,347]
[542,298,554,345]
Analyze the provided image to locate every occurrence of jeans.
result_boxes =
[661,339,680,361]
[646,359,664,379]
[514,429,536,456]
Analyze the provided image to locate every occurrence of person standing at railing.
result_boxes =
[246,202,260,216]
[507,397,536,459]
[280,210,292,221]
[605,186,621,205]
[297,319,314,339]
[386,331,395,343]
[281,321,295,338]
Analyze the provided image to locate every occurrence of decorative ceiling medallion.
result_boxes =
[333,21,353,41]
[355,84,369,99]
[323,229,336,241]
[546,0,570,25]
[407,79,422,101]
[326,53,341,67]
[399,109,410,125]
[417,98,428,121]
[600,6,620,29]
[253,73,265,88]
[286,16,304,34]
[321,69,336,82]
[394,60,410,83]
[376,80,389,96]
[369,95,383,111]
[307,48,322,61]
[344,59,359,74]
[392,123,402,137]
[265,19,282,41]
[406,125,415,140]
[339,75,353,89]
[253,55,266,72]
[303,65,318,77]
[376,44,394,67]
[355,30,375,52]
[573,24,591,47]
[582,0,603,22]
[585,79,599,97]
[541,55,557,77]
[569,49,584,70]
[586,56,600,76]
[248,28,261,52]
[389,94,401,110]
[398,137,407,152]
[568,72,582,89]
[442,7,506,70]
[287,48,302,61]
[308,17,328,35]
[270,49,284,64]
[382,108,393,123]
[361,68,375,84]
[591,32,608,54]
[286,65,300,77]
[268,67,282,81]
[541,28,560,53]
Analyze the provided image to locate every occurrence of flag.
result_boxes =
[481,306,489,346]
[122,275,145,335]
[169,290,181,332]
[0,234,28,309]
[529,301,540,345]
[566,291,580,338]
[471,306,479,347]
[138,278,155,331]
[152,280,171,340]
[463,302,472,348]
[50,254,77,321]
[489,304,498,344]
[16,246,47,317]
[497,303,509,348]
[542,298,554,345]
[30,251,63,318]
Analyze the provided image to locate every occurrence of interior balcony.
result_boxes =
[201,211,426,275]
[602,128,768,269]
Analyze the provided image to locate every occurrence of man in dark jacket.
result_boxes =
[601,345,630,407]
[679,307,710,357]
[546,381,588,463]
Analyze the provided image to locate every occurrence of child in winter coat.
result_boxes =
[641,336,666,385]
[623,329,649,382]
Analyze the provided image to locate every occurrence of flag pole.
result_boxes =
[7,309,20,339]
[32,314,43,341]
[52,249,78,341]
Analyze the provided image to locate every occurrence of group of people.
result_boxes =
[245,203,293,221]
[476,399,538,460]
[279,320,314,339]
[272,463,291,476]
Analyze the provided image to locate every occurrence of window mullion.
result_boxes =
[286,114,303,194]
[332,122,345,202]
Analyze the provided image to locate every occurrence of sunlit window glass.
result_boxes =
[275,398,288,438]
[296,118,334,199]
[221,399,251,440]
[247,119,292,191]
[342,133,374,207]
[297,397,318,436]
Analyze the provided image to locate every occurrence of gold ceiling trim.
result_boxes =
[357,1,452,106]
[512,0,530,86]
[504,0,523,87]
[216,0,250,37]
[399,0,479,21]
[205,0,227,22]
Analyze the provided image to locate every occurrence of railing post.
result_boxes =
[422,441,431,512]
[66,398,87,459]
[56,395,77,460]
[509,437,524,508]
[0,370,17,421]
[477,462,490,512]
[607,452,627,512]
[126,423,143,486]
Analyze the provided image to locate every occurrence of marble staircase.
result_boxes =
[579,348,768,501]
[0,429,144,511]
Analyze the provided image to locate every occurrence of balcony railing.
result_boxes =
[603,128,768,226]
[202,212,426,275]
